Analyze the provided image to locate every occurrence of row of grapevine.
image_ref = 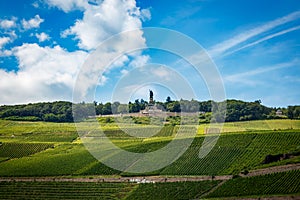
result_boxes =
[76,161,121,175]
[0,144,97,177]
[0,181,136,200]
[160,130,300,175]
[224,130,300,173]
[0,143,54,158]
[125,180,220,200]
[160,133,256,175]
[101,126,176,138]
[206,170,300,198]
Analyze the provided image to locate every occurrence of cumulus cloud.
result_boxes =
[0,0,150,104]
[60,0,148,50]
[0,18,17,29]
[0,37,11,49]
[0,43,87,104]
[35,32,50,42]
[45,0,88,12]
[140,9,151,21]
[22,15,44,30]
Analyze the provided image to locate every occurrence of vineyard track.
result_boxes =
[0,163,299,183]
[222,196,300,200]
[240,163,300,177]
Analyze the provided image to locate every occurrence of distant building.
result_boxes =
[276,109,283,116]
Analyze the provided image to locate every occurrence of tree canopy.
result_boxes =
[0,99,297,122]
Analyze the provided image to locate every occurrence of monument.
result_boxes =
[140,89,165,118]
[149,90,154,105]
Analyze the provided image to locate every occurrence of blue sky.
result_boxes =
[0,0,299,107]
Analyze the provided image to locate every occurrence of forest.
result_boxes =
[0,99,299,123]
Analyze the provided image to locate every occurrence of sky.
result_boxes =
[0,0,299,107]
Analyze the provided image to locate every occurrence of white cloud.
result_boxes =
[35,32,50,42]
[45,0,88,12]
[0,49,12,57]
[0,37,11,49]
[0,18,17,29]
[0,43,88,104]
[32,1,40,8]
[128,55,150,68]
[209,11,300,57]
[0,0,150,104]
[120,69,129,76]
[141,9,151,21]
[22,15,44,30]
[0,31,17,51]
[61,0,148,50]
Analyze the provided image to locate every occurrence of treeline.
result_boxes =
[0,99,299,123]
[94,98,209,115]
[0,101,73,122]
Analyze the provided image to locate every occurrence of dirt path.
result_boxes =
[0,163,299,183]
[0,175,232,183]
[240,163,300,177]
[224,196,300,200]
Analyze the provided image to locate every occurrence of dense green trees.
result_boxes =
[0,101,73,122]
[287,106,300,119]
[0,99,298,122]
[225,99,272,122]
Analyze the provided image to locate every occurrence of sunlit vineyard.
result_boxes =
[205,170,300,198]
[125,181,220,200]
[1,121,299,176]
[0,119,299,199]
[160,130,300,175]
[0,182,136,200]
[0,143,53,159]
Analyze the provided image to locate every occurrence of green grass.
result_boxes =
[205,170,300,198]
[125,181,220,200]
[0,181,136,200]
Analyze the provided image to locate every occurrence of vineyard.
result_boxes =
[125,181,220,200]
[0,181,136,200]
[0,119,299,198]
[205,170,300,198]
[0,143,53,159]
[0,120,299,177]
[162,130,300,175]
[0,144,98,176]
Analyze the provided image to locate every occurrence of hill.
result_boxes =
[0,99,299,123]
